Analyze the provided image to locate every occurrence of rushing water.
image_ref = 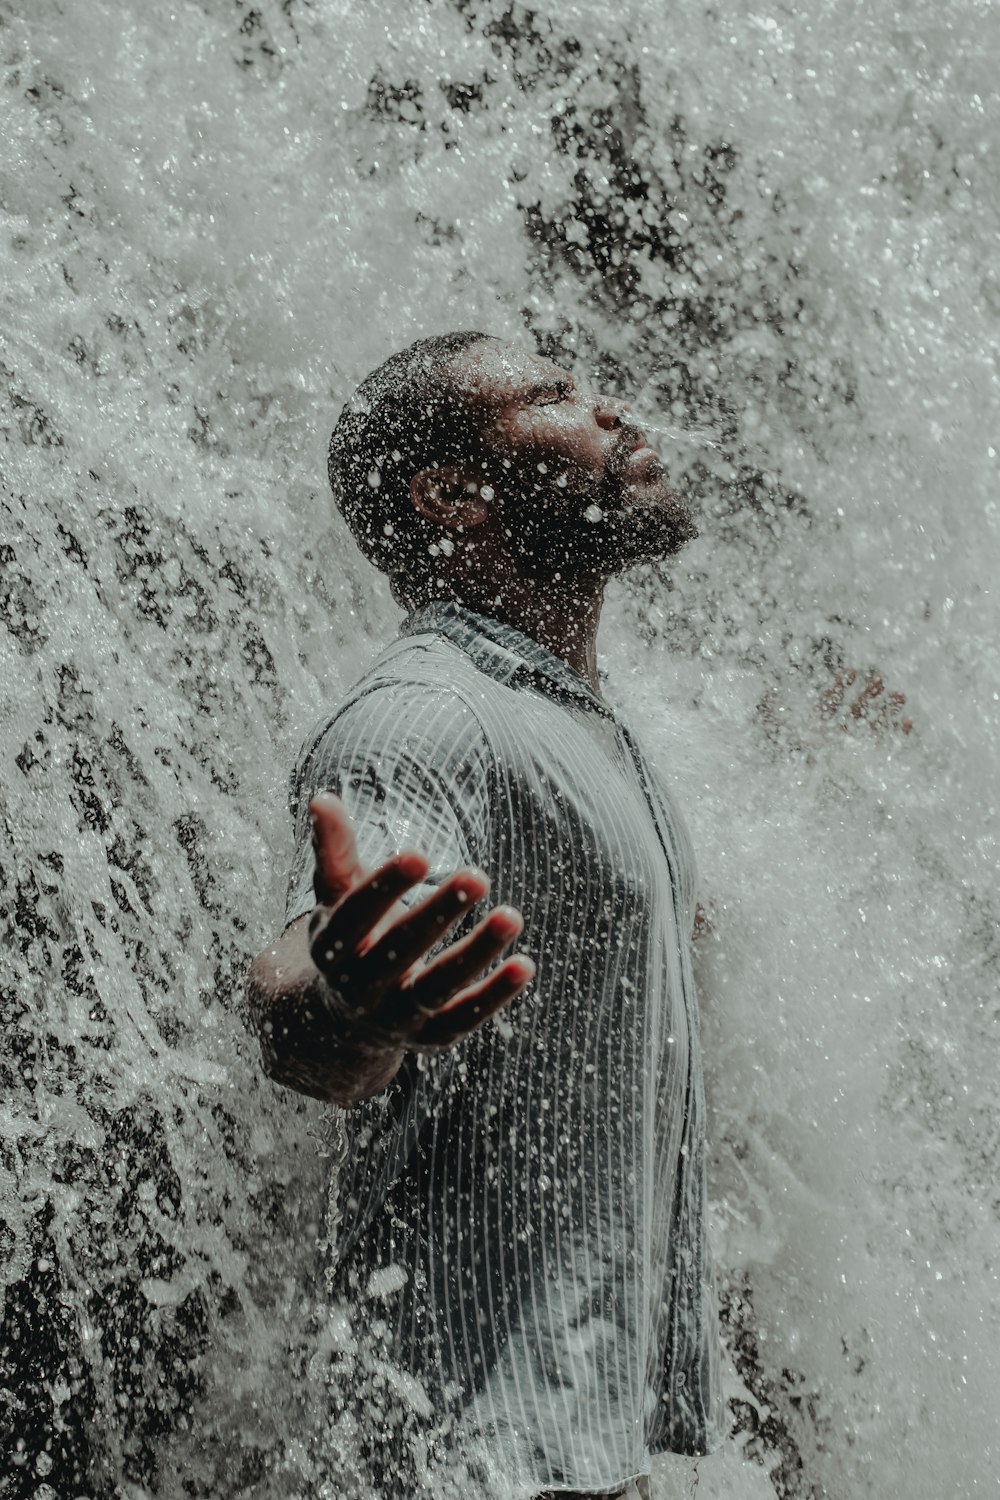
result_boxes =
[2,1,998,1495]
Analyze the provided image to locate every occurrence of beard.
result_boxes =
[501,435,697,580]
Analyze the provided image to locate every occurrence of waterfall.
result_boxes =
[2,1,996,1495]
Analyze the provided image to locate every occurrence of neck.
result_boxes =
[431,569,608,696]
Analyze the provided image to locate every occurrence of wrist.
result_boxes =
[254,970,402,1105]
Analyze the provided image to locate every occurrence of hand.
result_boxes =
[757,665,913,752]
[818,669,913,735]
[308,791,535,1056]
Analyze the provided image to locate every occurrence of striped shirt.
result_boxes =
[284,601,724,1496]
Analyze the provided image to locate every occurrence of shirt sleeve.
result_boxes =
[614,719,700,932]
[283,678,492,930]
[642,761,699,933]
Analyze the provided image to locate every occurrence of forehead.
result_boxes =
[455,340,570,408]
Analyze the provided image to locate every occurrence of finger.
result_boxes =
[412,956,536,1050]
[817,687,837,721]
[310,793,365,906]
[395,906,524,1014]
[851,673,885,719]
[819,668,854,720]
[888,690,912,731]
[360,873,501,989]
[310,851,432,972]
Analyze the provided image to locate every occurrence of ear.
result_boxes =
[410,466,493,528]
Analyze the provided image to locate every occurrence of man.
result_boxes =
[247,332,724,1499]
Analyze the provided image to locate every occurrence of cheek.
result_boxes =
[512,409,596,459]
[559,422,609,480]
[491,416,605,497]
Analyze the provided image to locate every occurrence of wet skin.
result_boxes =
[462,338,696,570]
[247,793,536,1106]
[407,340,697,693]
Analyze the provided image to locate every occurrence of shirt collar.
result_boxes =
[400,599,614,718]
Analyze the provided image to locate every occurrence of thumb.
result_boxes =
[310,791,365,907]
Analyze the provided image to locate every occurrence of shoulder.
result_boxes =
[305,636,488,761]
[289,636,491,811]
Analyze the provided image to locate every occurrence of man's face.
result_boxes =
[456,340,697,577]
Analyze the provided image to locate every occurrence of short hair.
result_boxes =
[327,331,495,601]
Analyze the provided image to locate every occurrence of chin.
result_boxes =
[603,492,698,567]
[509,483,696,578]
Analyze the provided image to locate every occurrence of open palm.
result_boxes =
[307,791,534,1054]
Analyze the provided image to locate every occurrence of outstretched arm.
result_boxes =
[247,793,535,1107]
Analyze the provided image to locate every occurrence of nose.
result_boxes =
[593,393,629,431]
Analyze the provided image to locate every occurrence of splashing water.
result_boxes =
[628,411,723,452]
[2,1,998,1497]
[634,420,721,451]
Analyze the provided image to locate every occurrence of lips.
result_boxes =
[624,438,663,475]
[609,425,648,472]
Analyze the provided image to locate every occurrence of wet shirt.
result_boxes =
[284,601,724,1496]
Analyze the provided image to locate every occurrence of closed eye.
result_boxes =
[531,379,574,405]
